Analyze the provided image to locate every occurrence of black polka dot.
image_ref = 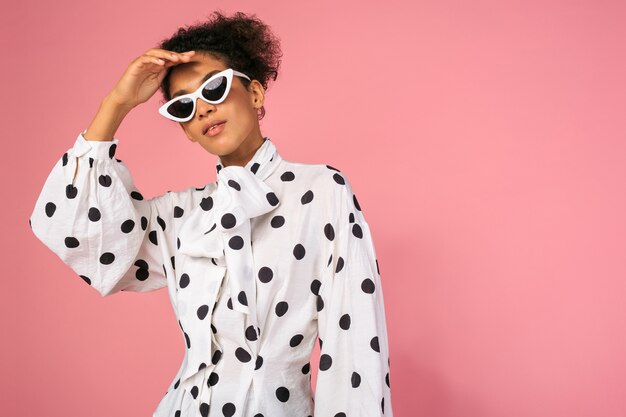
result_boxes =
[121,219,135,233]
[99,252,115,265]
[335,413,347,417]
[339,314,351,330]
[333,173,345,184]
[108,143,117,158]
[140,216,148,230]
[211,349,222,364]
[190,385,199,399]
[65,184,78,199]
[135,267,149,281]
[235,347,251,362]
[270,215,285,228]
[64,237,79,248]
[221,213,236,229]
[386,372,390,387]
[324,223,335,240]
[157,216,166,231]
[362,278,375,293]
[227,298,233,310]
[228,179,241,191]
[88,207,101,222]
[200,197,213,211]
[246,325,258,341]
[353,194,361,211]
[275,301,289,317]
[79,275,91,285]
[351,371,361,388]
[149,230,158,245]
[316,295,324,312]
[184,332,190,348]
[45,202,56,217]
[238,291,248,306]
[255,355,263,370]
[258,266,273,283]
[174,206,184,218]
[301,190,314,204]
[335,257,344,273]
[62,152,68,166]
[352,223,363,238]
[250,162,260,174]
[280,171,295,181]
[98,175,112,187]
[130,191,143,200]
[319,354,332,371]
[228,236,244,250]
[370,336,380,352]
[302,362,310,374]
[276,386,290,402]
[197,305,209,320]
[179,273,190,288]
[289,334,304,347]
[222,402,236,417]
[266,192,279,206]
[208,372,219,386]
[293,244,306,260]
[310,279,321,295]
[199,403,209,417]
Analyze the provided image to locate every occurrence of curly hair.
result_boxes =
[157,10,283,121]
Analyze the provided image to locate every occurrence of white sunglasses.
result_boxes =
[158,68,251,122]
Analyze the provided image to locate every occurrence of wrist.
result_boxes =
[103,91,134,115]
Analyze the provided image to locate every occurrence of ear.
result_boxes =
[247,79,266,109]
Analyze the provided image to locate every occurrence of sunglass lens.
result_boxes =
[167,97,194,119]
[201,76,228,101]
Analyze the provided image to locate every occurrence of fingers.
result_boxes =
[144,49,195,68]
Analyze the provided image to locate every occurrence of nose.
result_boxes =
[195,98,215,119]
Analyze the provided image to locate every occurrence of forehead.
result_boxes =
[168,53,227,97]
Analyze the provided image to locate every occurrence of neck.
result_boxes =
[220,129,265,168]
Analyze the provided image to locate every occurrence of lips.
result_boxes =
[203,121,226,135]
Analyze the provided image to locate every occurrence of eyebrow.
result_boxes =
[171,69,222,98]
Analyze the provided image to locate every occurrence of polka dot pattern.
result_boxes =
[29,133,393,417]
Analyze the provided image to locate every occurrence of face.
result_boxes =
[167,52,266,165]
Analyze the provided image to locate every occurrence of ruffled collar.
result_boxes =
[215,136,282,182]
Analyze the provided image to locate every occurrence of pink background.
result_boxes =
[3,1,626,416]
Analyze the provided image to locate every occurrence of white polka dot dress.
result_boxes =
[29,131,394,417]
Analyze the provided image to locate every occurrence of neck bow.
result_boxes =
[174,138,282,415]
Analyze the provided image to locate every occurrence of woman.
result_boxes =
[30,11,393,417]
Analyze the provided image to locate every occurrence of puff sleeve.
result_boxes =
[29,130,186,297]
[313,174,394,416]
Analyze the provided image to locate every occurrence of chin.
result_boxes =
[200,134,241,155]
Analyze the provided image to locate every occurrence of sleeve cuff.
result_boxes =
[71,129,120,159]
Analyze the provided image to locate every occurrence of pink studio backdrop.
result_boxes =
[3,1,625,416]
